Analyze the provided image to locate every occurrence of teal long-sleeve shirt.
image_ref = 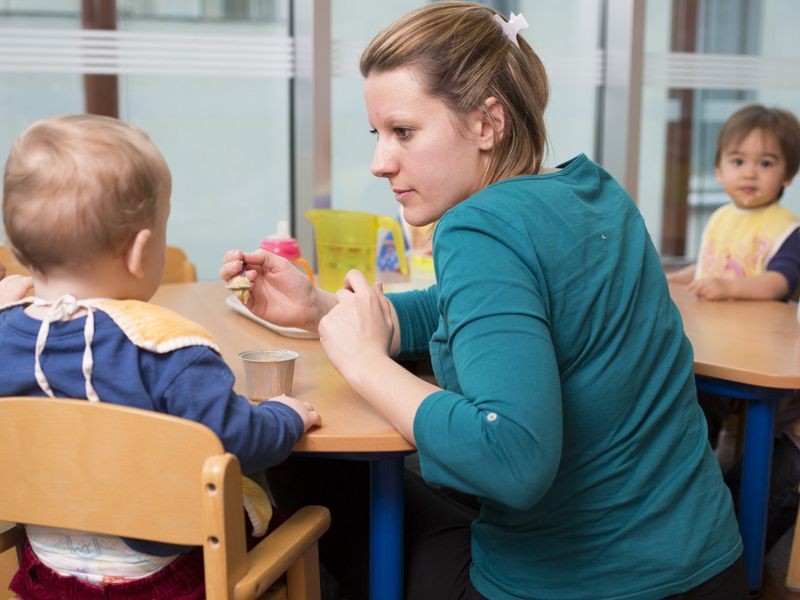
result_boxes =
[389,155,742,600]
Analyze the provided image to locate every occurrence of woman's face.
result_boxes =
[364,67,489,227]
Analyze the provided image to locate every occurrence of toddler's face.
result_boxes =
[716,129,793,210]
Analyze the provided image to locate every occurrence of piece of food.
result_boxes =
[226,275,252,304]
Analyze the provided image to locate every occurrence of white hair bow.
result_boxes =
[493,12,529,48]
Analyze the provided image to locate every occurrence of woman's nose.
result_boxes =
[370,142,397,178]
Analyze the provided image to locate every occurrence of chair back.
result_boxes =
[0,397,330,599]
[163,246,198,284]
[0,245,29,277]
[0,397,252,598]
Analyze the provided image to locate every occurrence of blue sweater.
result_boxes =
[390,155,742,600]
[0,304,304,554]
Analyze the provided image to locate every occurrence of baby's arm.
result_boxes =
[666,264,696,284]
[688,271,789,301]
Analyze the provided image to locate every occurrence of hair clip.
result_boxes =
[493,12,529,48]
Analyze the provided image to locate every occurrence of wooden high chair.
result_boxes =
[163,245,198,284]
[0,397,330,600]
[0,245,197,285]
[0,245,27,277]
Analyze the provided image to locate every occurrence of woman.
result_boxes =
[221,3,745,598]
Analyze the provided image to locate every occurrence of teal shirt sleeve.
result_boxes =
[387,285,439,359]
[413,208,563,511]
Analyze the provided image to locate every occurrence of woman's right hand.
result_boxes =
[220,249,335,331]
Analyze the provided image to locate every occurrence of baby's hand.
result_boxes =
[269,394,321,432]
[688,277,731,301]
[0,274,33,304]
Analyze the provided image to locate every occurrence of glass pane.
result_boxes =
[641,0,800,260]
[0,0,291,280]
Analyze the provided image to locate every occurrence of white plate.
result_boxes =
[225,295,319,340]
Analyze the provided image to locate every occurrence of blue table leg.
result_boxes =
[738,398,776,591]
[695,376,784,592]
[370,456,405,600]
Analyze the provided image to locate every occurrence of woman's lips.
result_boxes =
[393,188,413,203]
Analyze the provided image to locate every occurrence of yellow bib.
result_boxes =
[696,203,799,280]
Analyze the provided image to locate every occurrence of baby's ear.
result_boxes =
[125,229,153,279]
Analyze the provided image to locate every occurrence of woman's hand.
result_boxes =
[0,272,33,304]
[220,249,335,331]
[318,270,395,382]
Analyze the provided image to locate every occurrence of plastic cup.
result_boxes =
[238,349,299,402]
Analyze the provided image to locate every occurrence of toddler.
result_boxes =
[667,104,800,300]
[0,114,320,598]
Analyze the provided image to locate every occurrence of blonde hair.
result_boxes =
[3,114,170,273]
[360,1,549,188]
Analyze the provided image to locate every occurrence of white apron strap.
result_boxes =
[31,295,100,403]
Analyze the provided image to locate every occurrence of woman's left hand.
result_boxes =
[318,270,394,381]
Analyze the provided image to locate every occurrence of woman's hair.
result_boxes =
[360,1,549,188]
[715,104,800,197]
[3,114,171,273]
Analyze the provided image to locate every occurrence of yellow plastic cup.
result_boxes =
[305,209,408,292]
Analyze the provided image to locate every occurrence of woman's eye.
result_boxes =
[369,128,378,137]
[394,127,412,140]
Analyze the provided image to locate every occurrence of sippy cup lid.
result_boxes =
[260,220,301,260]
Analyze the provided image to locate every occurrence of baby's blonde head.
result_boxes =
[2,114,170,274]
[360,1,549,188]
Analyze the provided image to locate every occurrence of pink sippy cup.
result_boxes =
[260,220,315,283]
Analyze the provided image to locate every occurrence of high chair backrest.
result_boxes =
[0,397,330,600]
[0,245,28,277]
[163,245,198,284]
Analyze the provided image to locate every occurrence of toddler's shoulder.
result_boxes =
[92,299,219,355]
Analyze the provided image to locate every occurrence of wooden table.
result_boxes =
[670,283,800,591]
[152,281,414,600]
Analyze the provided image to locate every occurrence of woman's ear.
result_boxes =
[477,97,505,151]
[125,228,153,279]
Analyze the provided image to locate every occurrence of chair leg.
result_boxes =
[286,543,321,600]
[0,546,18,595]
[786,496,800,590]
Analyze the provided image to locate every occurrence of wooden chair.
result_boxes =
[0,244,196,285]
[0,397,330,599]
[0,245,28,277]
[163,245,198,284]
[0,536,16,600]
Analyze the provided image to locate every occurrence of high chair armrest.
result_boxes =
[0,522,22,553]
[234,505,331,600]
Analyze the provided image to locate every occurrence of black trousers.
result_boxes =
[267,455,746,600]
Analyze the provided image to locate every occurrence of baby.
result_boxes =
[667,104,800,300]
[0,114,319,598]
